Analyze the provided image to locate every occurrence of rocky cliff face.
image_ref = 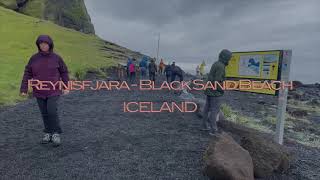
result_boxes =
[0,0,95,34]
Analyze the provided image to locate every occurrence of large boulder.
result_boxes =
[217,120,291,178]
[203,132,254,180]
[241,136,290,178]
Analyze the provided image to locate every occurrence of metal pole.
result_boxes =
[156,33,160,62]
[275,50,292,144]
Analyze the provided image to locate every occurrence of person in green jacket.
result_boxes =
[202,49,232,135]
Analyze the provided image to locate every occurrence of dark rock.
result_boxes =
[287,109,308,117]
[203,132,254,180]
[288,91,303,100]
[292,81,303,89]
[241,136,290,178]
[217,120,291,178]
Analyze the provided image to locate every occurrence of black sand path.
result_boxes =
[0,78,210,180]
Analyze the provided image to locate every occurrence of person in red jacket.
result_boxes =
[20,35,69,147]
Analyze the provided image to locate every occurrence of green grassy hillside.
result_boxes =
[0,0,17,9]
[0,6,116,105]
[0,0,95,34]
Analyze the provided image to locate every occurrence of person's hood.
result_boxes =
[36,35,54,53]
[218,49,232,65]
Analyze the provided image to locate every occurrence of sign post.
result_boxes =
[275,50,292,144]
[225,50,292,144]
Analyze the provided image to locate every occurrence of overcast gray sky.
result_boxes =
[85,0,319,83]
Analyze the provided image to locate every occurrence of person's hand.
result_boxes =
[20,92,27,97]
[63,89,70,95]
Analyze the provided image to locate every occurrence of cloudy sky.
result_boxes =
[85,0,319,83]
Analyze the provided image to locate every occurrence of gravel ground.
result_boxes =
[0,76,211,180]
[0,74,319,180]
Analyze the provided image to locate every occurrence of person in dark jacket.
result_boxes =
[148,58,157,81]
[20,35,69,146]
[170,62,184,82]
[164,63,172,82]
[202,49,232,135]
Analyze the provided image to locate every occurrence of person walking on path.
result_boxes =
[159,59,165,75]
[202,49,232,135]
[148,58,157,82]
[170,62,184,94]
[139,56,148,80]
[126,57,132,79]
[199,60,206,77]
[170,62,184,82]
[196,65,200,77]
[164,63,172,82]
[20,35,70,147]
[129,58,137,84]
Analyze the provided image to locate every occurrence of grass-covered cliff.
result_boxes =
[0,0,95,34]
[0,6,144,106]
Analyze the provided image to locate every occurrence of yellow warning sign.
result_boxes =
[226,51,281,80]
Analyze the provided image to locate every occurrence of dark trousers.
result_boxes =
[166,75,171,82]
[140,67,147,79]
[130,72,136,83]
[159,68,164,75]
[203,95,222,133]
[149,72,156,81]
[36,96,62,134]
[171,73,183,82]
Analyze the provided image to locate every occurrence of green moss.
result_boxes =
[221,103,320,148]
[1,0,95,34]
[19,0,45,18]
[221,103,233,118]
[288,132,320,148]
[42,0,94,34]
[0,0,17,9]
[0,6,115,105]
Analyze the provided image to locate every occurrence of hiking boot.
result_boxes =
[200,127,210,131]
[209,131,216,136]
[209,128,218,136]
[52,133,61,147]
[41,133,51,144]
